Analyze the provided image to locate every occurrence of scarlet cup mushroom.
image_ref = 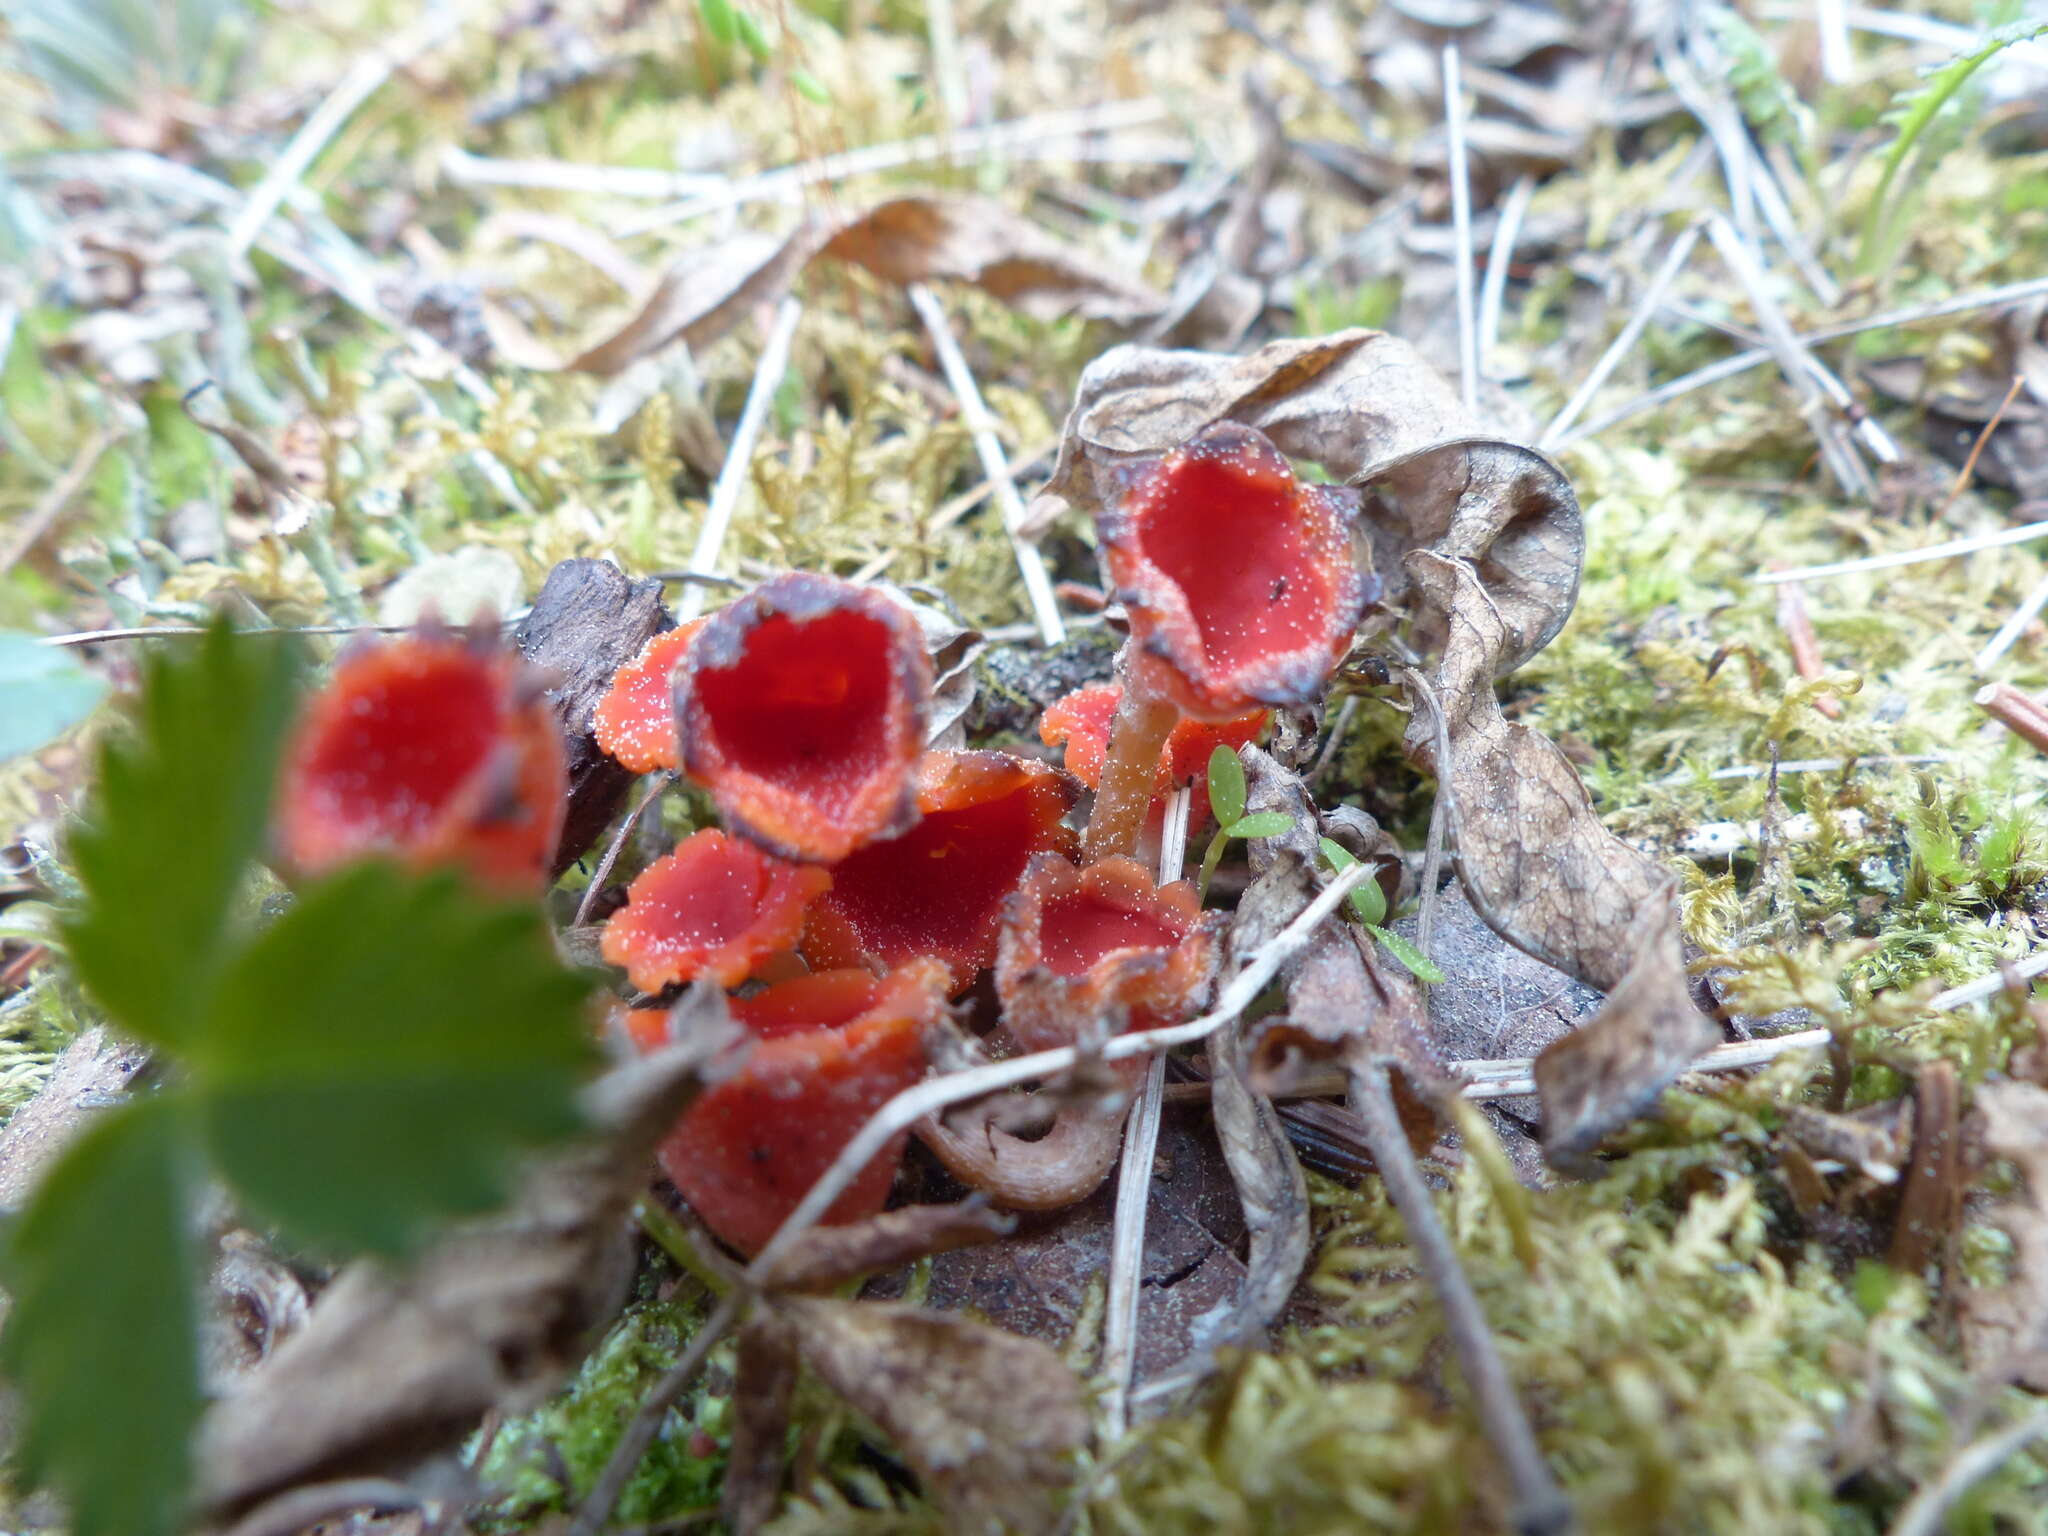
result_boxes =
[1039,681,1266,835]
[802,749,1080,991]
[678,574,931,863]
[1085,421,1367,860]
[653,960,950,1255]
[916,854,1220,1209]
[600,828,831,993]
[592,619,708,774]
[277,628,566,892]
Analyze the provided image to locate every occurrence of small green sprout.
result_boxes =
[1317,838,1445,985]
[1197,745,1295,896]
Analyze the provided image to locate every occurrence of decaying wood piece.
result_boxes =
[514,558,671,877]
[193,1027,726,1523]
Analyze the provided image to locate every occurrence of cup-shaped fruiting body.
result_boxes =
[1101,421,1367,721]
[655,961,948,1255]
[996,854,1220,1059]
[803,750,1081,991]
[277,629,566,892]
[679,575,931,863]
[1040,681,1265,829]
[593,619,707,774]
[601,828,831,993]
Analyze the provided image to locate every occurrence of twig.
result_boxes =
[1756,516,2048,584]
[1929,942,2048,1012]
[0,430,116,576]
[227,9,461,259]
[1772,574,1842,717]
[1815,0,1854,82]
[1977,570,2048,673]
[1885,1405,2048,1536]
[676,298,803,622]
[1651,753,1946,784]
[1349,1064,1574,1536]
[1538,221,1704,450]
[222,1479,424,1536]
[1559,274,2048,446]
[1940,373,2027,514]
[1704,214,1870,497]
[1455,1027,1832,1100]
[907,284,1065,646]
[740,861,1376,1281]
[575,774,673,925]
[925,0,969,127]
[441,145,725,200]
[1745,132,1841,308]
[1478,176,1535,369]
[569,1292,743,1536]
[1975,682,2048,756]
[1442,45,1479,416]
[614,99,1175,237]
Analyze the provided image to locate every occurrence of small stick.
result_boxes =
[1815,0,1854,83]
[925,0,969,127]
[441,145,724,200]
[676,298,803,622]
[1976,570,2048,673]
[1771,574,1842,718]
[1350,1063,1574,1536]
[574,774,672,926]
[1478,176,1535,368]
[1975,681,2048,755]
[1885,1405,2048,1536]
[1442,45,1480,416]
[0,429,116,576]
[741,862,1377,1283]
[569,1292,743,1536]
[1938,373,2027,516]
[907,284,1065,646]
[228,9,460,258]
[1539,221,1704,450]
[1757,516,2048,584]
[1651,753,1946,784]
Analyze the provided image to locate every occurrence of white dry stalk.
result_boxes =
[1454,1027,1834,1101]
[1478,175,1534,369]
[1927,947,2048,1013]
[740,861,1378,1282]
[1884,1405,2048,1536]
[1441,45,1480,415]
[1705,214,1872,497]
[1756,517,2048,584]
[615,99,1175,237]
[1539,221,1705,450]
[1650,753,1948,784]
[1100,785,1195,1435]
[440,146,726,200]
[907,283,1066,646]
[676,298,803,621]
[228,8,462,259]
[925,0,969,128]
[1664,298,1896,462]
[1976,567,2048,673]
[1745,133,1842,308]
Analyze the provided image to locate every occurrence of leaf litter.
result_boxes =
[9,3,2048,1533]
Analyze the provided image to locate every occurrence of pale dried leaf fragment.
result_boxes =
[1403,552,1716,1167]
[1042,329,1582,669]
[775,1297,1089,1536]
[1962,1080,2048,1389]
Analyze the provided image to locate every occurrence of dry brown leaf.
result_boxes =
[192,1016,729,1521]
[480,196,1168,376]
[1042,329,1582,670]
[774,1297,1089,1536]
[1961,1080,2048,1389]
[722,1313,800,1535]
[1402,551,1717,1168]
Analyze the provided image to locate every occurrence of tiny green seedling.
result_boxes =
[1316,837,1445,985]
[1197,745,1294,896]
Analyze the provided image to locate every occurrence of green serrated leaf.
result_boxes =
[1226,812,1292,840]
[1,1098,202,1536]
[697,0,738,46]
[195,863,596,1255]
[62,621,299,1051]
[1369,925,1445,985]
[0,634,106,762]
[1207,744,1246,829]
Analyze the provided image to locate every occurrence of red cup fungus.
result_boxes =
[601,828,831,993]
[1083,421,1366,860]
[592,618,707,775]
[679,574,931,863]
[277,629,567,893]
[653,960,949,1255]
[1039,681,1266,831]
[802,750,1081,990]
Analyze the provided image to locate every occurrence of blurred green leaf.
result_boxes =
[196,863,597,1255]
[1207,744,1246,829]
[1226,812,1291,840]
[0,633,105,761]
[62,621,299,1051]
[733,7,771,58]
[791,66,831,103]
[1369,925,1445,985]
[0,1099,201,1536]
[697,0,738,46]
